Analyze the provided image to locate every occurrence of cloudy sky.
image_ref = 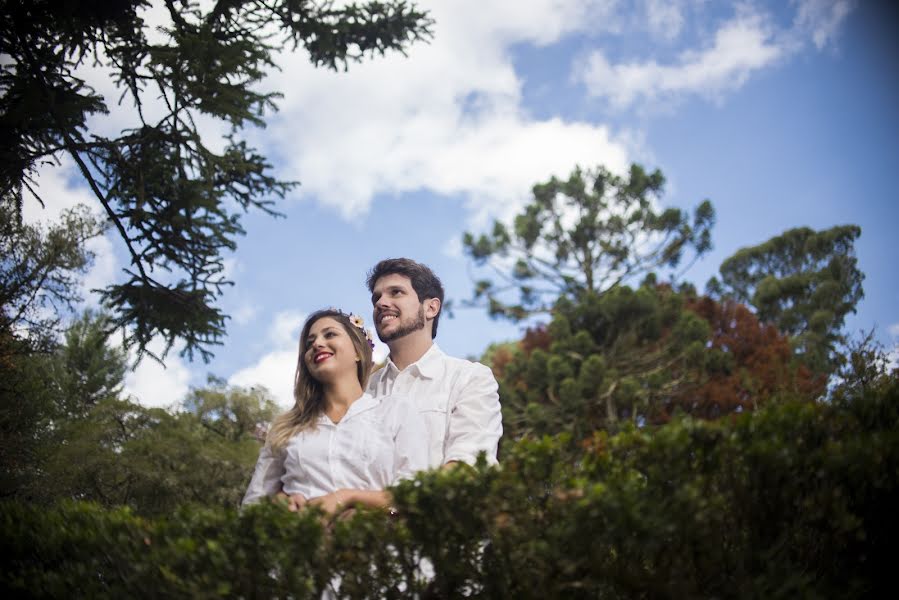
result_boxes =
[24,0,899,409]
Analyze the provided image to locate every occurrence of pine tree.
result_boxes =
[710,225,864,375]
[1,0,432,360]
[462,163,714,320]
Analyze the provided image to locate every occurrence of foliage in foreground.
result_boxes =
[3,371,896,599]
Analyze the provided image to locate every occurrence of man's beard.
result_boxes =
[377,305,426,343]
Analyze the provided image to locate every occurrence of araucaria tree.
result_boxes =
[462,164,715,320]
[1,0,432,360]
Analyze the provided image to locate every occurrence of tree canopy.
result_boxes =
[1,309,278,512]
[1,0,432,361]
[462,164,715,320]
[468,164,853,442]
[0,198,105,354]
[710,224,864,375]
[486,281,824,442]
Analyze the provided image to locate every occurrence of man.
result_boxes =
[366,258,502,469]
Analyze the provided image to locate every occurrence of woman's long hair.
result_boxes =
[266,309,374,451]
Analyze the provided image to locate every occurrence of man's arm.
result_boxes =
[442,362,502,466]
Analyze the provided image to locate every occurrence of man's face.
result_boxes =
[371,273,426,343]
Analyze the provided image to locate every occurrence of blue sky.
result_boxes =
[24,0,898,408]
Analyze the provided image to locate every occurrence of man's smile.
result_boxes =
[378,313,399,325]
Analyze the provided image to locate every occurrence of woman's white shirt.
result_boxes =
[242,392,429,506]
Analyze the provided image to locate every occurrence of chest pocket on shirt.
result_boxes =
[418,394,449,466]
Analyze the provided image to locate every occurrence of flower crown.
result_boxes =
[329,307,375,350]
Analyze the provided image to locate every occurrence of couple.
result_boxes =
[242,258,503,517]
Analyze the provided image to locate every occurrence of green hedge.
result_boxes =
[3,376,896,598]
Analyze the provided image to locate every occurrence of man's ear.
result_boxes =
[424,297,441,320]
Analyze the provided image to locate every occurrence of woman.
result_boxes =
[242,308,428,516]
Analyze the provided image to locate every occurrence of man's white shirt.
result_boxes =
[367,343,502,469]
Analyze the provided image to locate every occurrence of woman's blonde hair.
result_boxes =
[266,309,374,451]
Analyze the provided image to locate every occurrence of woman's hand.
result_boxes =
[273,491,308,512]
[307,490,348,518]
[287,493,308,512]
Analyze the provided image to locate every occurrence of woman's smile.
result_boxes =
[313,351,333,364]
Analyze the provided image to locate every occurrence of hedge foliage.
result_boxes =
[3,374,896,599]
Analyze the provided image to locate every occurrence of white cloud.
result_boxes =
[886,344,899,373]
[267,310,307,349]
[645,0,686,40]
[28,1,634,230]
[230,347,298,410]
[22,158,97,225]
[81,234,117,300]
[258,0,632,223]
[888,323,899,339]
[124,337,193,409]
[221,257,242,281]
[792,0,855,50]
[577,1,858,111]
[443,236,464,259]
[231,302,259,326]
[577,8,783,109]
[228,310,306,407]
[372,342,390,366]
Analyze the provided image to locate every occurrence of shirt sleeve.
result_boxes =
[443,362,503,467]
[391,396,431,483]
[241,443,286,506]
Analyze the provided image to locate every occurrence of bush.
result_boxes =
[3,373,896,598]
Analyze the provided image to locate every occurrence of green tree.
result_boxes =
[1,205,105,495]
[48,310,128,420]
[0,199,104,354]
[34,377,277,514]
[2,310,128,498]
[486,282,824,442]
[462,164,715,319]
[0,346,58,497]
[182,375,278,443]
[489,282,713,440]
[1,0,432,360]
[710,225,864,374]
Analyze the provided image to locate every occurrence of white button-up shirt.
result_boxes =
[242,392,428,506]
[367,344,502,469]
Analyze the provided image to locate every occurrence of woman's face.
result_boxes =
[303,317,359,383]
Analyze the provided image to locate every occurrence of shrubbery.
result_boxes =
[3,372,896,598]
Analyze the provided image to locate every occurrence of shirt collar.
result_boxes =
[343,392,380,419]
[384,343,445,380]
[315,392,380,425]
